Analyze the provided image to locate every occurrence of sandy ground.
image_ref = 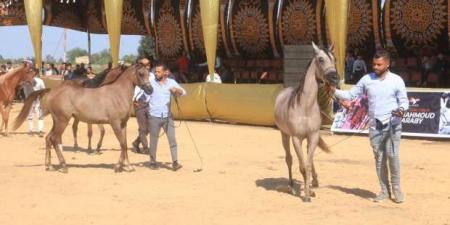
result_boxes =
[1,103,449,225]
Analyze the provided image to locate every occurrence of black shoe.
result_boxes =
[149,161,158,170]
[132,141,141,153]
[38,131,44,137]
[172,161,182,171]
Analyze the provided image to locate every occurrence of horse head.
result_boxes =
[19,61,37,86]
[133,62,152,95]
[311,42,340,88]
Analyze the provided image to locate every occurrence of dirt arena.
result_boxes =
[1,103,449,225]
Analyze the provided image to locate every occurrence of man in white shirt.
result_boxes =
[148,62,186,171]
[23,72,46,137]
[329,50,409,203]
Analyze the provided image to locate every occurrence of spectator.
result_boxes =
[86,66,95,79]
[434,53,448,83]
[352,55,367,82]
[421,55,434,86]
[345,51,355,83]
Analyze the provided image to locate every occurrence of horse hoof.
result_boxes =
[312,180,319,188]
[124,166,135,172]
[310,191,316,197]
[302,197,312,203]
[58,167,68,173]
[114,165,123,173]
[45,165,56,171]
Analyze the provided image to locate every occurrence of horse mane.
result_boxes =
[288,59,313,107]
[287,47,334,108]
[96,65,132,87]
[0,64,27,81]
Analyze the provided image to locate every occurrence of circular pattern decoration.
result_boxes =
[157,2,183,58]
[282,0,316,45]
[122,1,146,35]
[0,2,26,26]
[347,0,372,47]
[191,7,222,53]
[233,1,269,55]
[391,0,447,45]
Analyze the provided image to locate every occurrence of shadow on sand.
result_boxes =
[326,185,376,199]
[255,177,302,196]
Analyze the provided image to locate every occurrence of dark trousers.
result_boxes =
[134,105,149,149]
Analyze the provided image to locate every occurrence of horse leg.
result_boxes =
[44,126,56,171]
[72,118,79,149]
[292,136,306,198]
[50,118,70,173]
[304,133,320,202]
[87,123,93,154]
[312,159,319,188]
[95,124,105,154]
[2,103,12,136]
[111,121,132,172]
[0,104,4,134]
[281,132,294,189]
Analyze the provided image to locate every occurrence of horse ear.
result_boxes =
[328,43,334,52]
[312,42,320,55]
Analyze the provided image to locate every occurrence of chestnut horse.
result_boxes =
[13,63,152,173]
[0,62,35,136]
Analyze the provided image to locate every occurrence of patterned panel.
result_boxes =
[86,0,105,34]
[0,1,26,26]
[48,2,84,31]
[155,0,183,59]
[346,0,380,58]
[384,0,449,56]
[231,0,270,58]
[347,0,373,48]
[121,0,146,35]
[281,0,317,45]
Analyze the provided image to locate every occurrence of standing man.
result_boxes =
[148,62,186,171]
[328,50,409,203]
[23,66,46,137]
[131,58,154,154]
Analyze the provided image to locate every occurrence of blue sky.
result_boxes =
[0,25,141,60]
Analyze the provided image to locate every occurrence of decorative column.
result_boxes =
[199,0,219,78]
[24,0,43,69]
[104,0,123,67]
[325,0,349,80]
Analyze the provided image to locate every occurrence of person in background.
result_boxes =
[22,65,46,137]
[352,55,367,83]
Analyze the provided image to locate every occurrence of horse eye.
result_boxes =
[318,57,324,63]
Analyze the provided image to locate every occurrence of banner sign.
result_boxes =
[331,91,450,138]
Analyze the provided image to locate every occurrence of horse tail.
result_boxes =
[12,88,51,131]
[318,136,332,153]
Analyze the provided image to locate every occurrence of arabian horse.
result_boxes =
[69,66,128,154]
[274,42,340,202]
[0,62,35,136]
[13,63,152,173]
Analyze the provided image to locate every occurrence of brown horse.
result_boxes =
[274,42,340,202]
[0,62,36,136]
[69,66,127,154]
[13,63,152,173]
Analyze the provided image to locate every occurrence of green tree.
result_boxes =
[121,54,137,64]
[137,36,156,59]
[45,54,57,64]
[90,49,112,65]
[66,47,88,63]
